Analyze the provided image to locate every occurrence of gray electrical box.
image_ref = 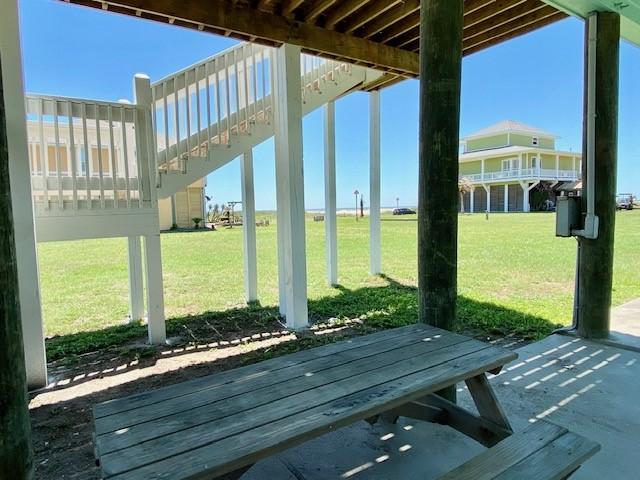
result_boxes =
[556,196,581,237]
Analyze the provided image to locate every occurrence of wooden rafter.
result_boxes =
[58,0,568,86]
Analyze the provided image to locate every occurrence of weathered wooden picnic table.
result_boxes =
[92,323,598,479]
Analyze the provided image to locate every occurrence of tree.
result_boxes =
[458,177,473,213]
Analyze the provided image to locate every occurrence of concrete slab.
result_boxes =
[608,298,640,351]
[243,334,640,479]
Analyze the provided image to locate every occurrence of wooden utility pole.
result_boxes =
[417,0,464,401]
[0,52,34,479]
[577,12,620,339]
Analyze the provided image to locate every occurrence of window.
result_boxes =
[532,136,539,146]
[502,158,518,171]
[531,157,538,169]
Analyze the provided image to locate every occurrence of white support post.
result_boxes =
[274,43,308,329]
[369,90,381,275]
[241,150,258,302]
[504,183,509,212]
[481,158,485,181]
[324,101,338,285]
[483,184,490,212]
[470,187,475,213]
[556,153,560,178]
[520,181,531,212]
[2,0,47,388]
[143,231,166,344]
[127,236,145,321]
[134,73,166,344]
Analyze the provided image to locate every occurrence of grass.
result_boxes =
[38,210,640,360]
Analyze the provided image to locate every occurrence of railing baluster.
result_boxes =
[184,71,191,156]
[205,60,212,152]
[243,44,250,133]
[173,76,181,171]
[95,103,105,209]
[260,49,267,121]
[81,103,91,208]
[67,101,78,209]
[108,105,118,208]
[37,98,49,209]
[162,82,170,169]
[251,44,258,127]
[121,106,131,208]
[215,58,223,145]
[53,99,63,209]
[195,66,202,155]
[224,53,232,144]
[234,48,241,134]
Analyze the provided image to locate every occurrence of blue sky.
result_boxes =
[19,0,639,210]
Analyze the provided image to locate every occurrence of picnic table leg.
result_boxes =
[465,373,512,432]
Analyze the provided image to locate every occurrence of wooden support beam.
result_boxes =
[464,0,550,42]
[127,235,145,321]
[577,12,620,339]
[418,0,464,401]
[359,0,419,39]
[0,49,34,479]
[369,90,381,275]
[241,150,258,302]
[281,0,305,16]
[324,101,338,285]
[274,44,308,329]
[3,0,47,389]
[78,0,419,75]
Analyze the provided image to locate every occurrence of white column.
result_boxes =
[274,44,308,329]
[369,91,381,275]
[2,0,47,388]
[241,150,258,302]
[556,153,560,178]
[134,73,166,344]
[504,184,509,212]
[481,158,485,180]
[484,184,491,212]
[127,236,145,321]
[143,231,166,344]
[324,101,338,285]
[521,182,531,212]
[470,187,475,213]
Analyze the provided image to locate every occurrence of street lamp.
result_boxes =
[396,197,400,208]
[353,189,359,221]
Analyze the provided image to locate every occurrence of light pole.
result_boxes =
[354,189,359,221]
[396,197,400,208]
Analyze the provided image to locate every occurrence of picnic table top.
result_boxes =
[93,323,517,479]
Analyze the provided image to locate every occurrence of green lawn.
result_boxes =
[38,210,640,357]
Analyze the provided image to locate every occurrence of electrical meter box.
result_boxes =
[556,196,581,237]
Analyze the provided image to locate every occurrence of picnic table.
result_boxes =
[92,323,598,479]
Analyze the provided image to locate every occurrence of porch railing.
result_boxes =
[462,168,581,183]
[24,94,154,211]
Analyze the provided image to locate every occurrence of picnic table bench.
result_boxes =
[92,324,598,479]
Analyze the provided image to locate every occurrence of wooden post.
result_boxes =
[1,0,46,389]
[418,0,464,402]
[577,12,620,339]
[127,235,145,321]
[241,150,258,302]
[0,50,34,479]
[324,101,338,285]
[369,90,381,275]
[274,43,308,329]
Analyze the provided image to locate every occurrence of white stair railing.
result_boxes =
[150,42,353,179]
[24,94,153,212]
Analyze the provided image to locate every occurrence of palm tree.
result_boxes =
[458,177,473,213]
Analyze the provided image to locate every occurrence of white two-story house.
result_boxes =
[459,120,582,213]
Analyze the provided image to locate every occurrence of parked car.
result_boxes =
[393,208,416,215]
[616,194,635,210]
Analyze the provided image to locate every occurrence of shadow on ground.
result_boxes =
[32,276,563,480]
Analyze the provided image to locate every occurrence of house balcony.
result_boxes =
[461,167,581,184]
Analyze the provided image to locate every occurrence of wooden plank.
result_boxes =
[323,0,369,29]
[492,430,601,480]
[103,344,515,479]
[359,0,419,39]
[68,0,419,75]
[303,0,337,23]
[95,333,472,451]
[94,323,433,418]
[465,373,512,431]
[437,420,568,480]
[341,0,404,34]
